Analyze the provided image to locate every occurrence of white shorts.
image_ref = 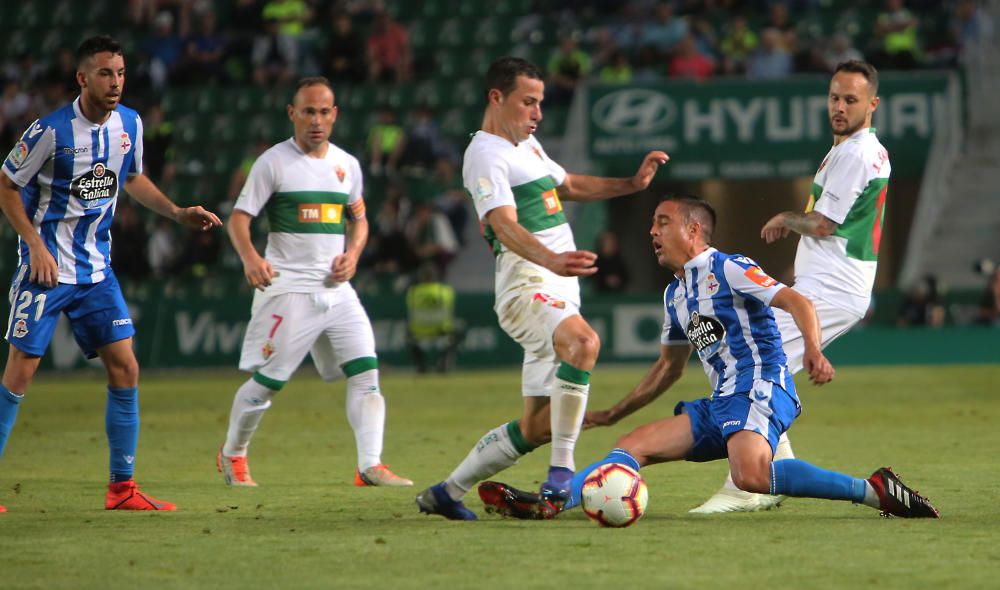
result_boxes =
[774,296,862,374]
[239,289,376,384]
[495,286,580,397]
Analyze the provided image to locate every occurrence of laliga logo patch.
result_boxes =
[120,132,131,154]
[335,165,346,182]
[12,319,28,338]
[744,266,777,287]
[8,141,28,168]
[262,340,275,360]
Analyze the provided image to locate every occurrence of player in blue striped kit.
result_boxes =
[480,196,939,519]
[0,36,221,512]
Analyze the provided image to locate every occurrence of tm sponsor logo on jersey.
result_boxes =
[298,203,343,223]
[71,163,119,206]
[686,311,725,358]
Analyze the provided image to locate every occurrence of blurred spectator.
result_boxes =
[719,15,758,75]
[976,266,1000,326]
[3,53,46,88]
[110,199,150,281]
[825,33,864,71]
[874,0,921,70]
[746,28,793,79]
[368,185,416,274]
[897,275,946,327]
[143,11,186,90]
[226,139,271,204]
[44,47,80,97]
[794,33,831,73]
[766,2,798,52]
[547,36,592,104]
[148,217,179,278]
[184,10,227,84]
[951,0,994,60]
[632,44,664,82]
[405,201,459,278]
[0,81,32,133]
[435,187,470,247]
[174,227,222,279]
[406,264,462,374]
[668,35,715,80]
[141,103,174,183]
[400,105,456,183]
[252,17,299,86]
[367,10,412,83]
[640,1,689,55]
[689,16,720,60]
[262,0,311,38]
[323,12,366,83]
[590,231,629,293]
[367,107,405,177]
[599,50,633,84]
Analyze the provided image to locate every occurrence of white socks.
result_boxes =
[346,369,385,471]
[445,422,525,500]
[223,379,276,457]
[549,379,589,471]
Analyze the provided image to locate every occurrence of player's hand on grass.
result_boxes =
[243,255,275,291]
[630,151,670,191]
[583,409,617,429]
[330,253,358,283]
[803,349,835,385]
[29,246,58,288]
[761,212,791,243]
[548,250,598,277]
[175,206,223,231]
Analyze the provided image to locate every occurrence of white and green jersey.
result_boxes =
[234,138,364,295]
[795,127,890,317]
[463,131,578,301]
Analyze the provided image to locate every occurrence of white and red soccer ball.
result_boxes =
[580,463,649,528]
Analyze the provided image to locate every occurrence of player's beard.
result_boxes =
[830,115,865,139]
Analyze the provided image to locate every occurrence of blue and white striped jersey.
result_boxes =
[2,97,143,284]
[660,248,794,397]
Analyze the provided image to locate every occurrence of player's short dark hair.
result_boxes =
[484,56,543,101]
[292,76,335,103]
[661,194,717,244]
[76,35,122,68]
[834,60,879,96]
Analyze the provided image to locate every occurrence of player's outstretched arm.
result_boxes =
[770,288,835,385]
[559,151,669,202]
[228,209,273,291]
[584,344,691,428]
[0,174,57,287]
[761,210,837,243]
[486,205,597,277]
[124,174,222,230]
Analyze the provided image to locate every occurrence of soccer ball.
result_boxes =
[580,463,649,528]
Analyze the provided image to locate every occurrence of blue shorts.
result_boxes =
[673,380,801,463]
[5,267,135,358]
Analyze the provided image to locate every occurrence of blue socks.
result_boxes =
[770,458,868,502]
[0,385,24,460]
[566,448,641,510]
[106,387,139,483]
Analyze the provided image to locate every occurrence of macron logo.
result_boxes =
[28,123,44,139]
[123,455,135,465]
[112,318,132,326]
[723,420,741,429]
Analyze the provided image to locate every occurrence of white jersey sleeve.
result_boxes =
[660,284,688,345]
[129,115,144,176]
[812,150,867,224]
[233,152,277,217]
[723,257,786,306]
[465,148,516,221]
[2,120,55,187]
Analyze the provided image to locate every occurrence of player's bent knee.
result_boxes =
[731,470,770,494]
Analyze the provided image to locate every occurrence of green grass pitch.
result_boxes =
[1,364,998,589]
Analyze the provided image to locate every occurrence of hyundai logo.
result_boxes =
[592,89,676,134]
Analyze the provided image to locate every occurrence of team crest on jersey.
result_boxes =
[120,132,131,154]
[532,147,543,160]
[335,164,346,182]
[71,163,119,207]
[532,292,566,309]
[744,266,777,287]
[817,156,829,174]
[262,340,275,360]
[686,312,724,359]
[705,272,719,295]
[11,319,28,338]
[7,141,28,168]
